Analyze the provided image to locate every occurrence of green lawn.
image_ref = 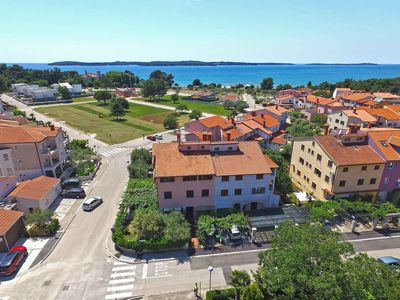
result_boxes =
[35,102,171,144]
[135,95,231,116]
[72,96,96,103]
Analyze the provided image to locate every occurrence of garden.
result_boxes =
[25,209,60,237]
[69,139,98,177]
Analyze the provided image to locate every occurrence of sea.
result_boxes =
[8,63,400,86]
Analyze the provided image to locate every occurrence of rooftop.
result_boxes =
[306,95,336,105]
[0,209,23,236]
[342,109,377,123]
[358,108,400,121]
[339,92,373,103]
[315,135,386,166]
[368,130,400,161]
[8,176,60,201]
[0,124,60,144]
[198,116,233,130]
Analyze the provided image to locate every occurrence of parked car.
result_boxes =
[0,246,28,276]
[146,135,156,141]
[155,134,163,140]
[61,177,81,189]
[377,256,400,269]
[228,225,242,242]
[82,197,103,211]
[61,188,86,199]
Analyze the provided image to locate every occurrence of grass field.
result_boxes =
[35,102,172,144]
[135,95,231,116]
[72,96,96,103]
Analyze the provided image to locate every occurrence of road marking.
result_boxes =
[110,271,136,278]
[105,291,133,300]
[0,297,10,300]
[348,235,400,243]
[146,274,173,279]
[100,147,127,157]
[106,284,134,292]
[113,261,130,266]
[109,278,135,285]
[112,265,137,272]
[142,263,148,279]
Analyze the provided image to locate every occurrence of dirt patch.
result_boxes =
[141,113,169,124]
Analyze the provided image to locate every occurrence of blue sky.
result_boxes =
[1,0,399,63]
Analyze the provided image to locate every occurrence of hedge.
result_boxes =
[206,288,235,300]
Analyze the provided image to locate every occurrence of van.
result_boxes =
[61,188,86,199]
[61,177,81,189]
[82,197,103,211]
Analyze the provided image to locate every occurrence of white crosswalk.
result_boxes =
[105,261,137,300]
[99,147,128,158]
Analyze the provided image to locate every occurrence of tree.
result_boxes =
[189,109,202,120]
[264,149,292,195]
[310,114,328,127]
[163,211,191,243]
[57,86,71,100]
[128,148,152,178]
[253,222,400,299]
[0,77,8,93]
[287,118,322,137]
[94,90,112,105]
[313,89,332,98]
[171,93,179,103]
[129,209,164,240]
[142,79,167,100]
[25,209,54,228]
[175,103,189,114]
[260,77,274,90]
[149,70,174,87]
[234,100,249,113]
[109,99,126,120]
[240,282,263,300]
[192,79,202,86]
[307,80,312,87]
[230,270,251,299]
[163,113,178,129]
[113,96,129,109]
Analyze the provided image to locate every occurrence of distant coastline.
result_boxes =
[49,60,378,67]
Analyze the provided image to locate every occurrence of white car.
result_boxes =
[82,196,103,211]
[155,134,163,140]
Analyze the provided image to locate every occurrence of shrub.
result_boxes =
[164,113,178,129]
[205,288,235,300]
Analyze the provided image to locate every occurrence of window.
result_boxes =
[340,121,345,125]
[198,175,213,180]
[374,165,380,170]
[311,182,317,190]
[183,176,197,181]
[301,144,305,151]
[357,179,364,185]
[187,146,192,150]
[252,187,266,194]
[308,148,311,154]
[309,164,312,169]
[343,167,349,172]
[314,168,322,177]
[221,189,228,197]
[186,190,194,198]
[303,175,307,180]
[297,170,301,176]
[316,154,322,161]
[235,175,243,181]
[325,175,330,183]
[361,166,367,171]
[328,160,333,168]
[215,147,220,151]
[312,141,315,146]
[234,188,242,196]
[201,189,209,197]
[370,178,377,185]
[160,177,175,183]
[164,191,172,199]
[335,119,339,124]
[256,174,264,180]
[356,136,363,141]
[306,177,310,183]
[389,162,395,169]
[305,162,309,167]
[221,176,230,182]
[339,180,346,187]
[3,154,9,161]
[228,147,233,151]
[311,150,315,156]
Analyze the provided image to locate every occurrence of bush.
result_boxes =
[28,218,59,237]
[205,288,235,300]
[128,148,152,179]
[164,113,178,129]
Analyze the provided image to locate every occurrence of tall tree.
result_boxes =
[142,79,167,100]
[260,77,274,90]
[149,70,174,87]
[57,86,71,99]
[94,90,112,105]
[109,99,126,120]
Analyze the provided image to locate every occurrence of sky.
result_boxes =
[1,0,399,63]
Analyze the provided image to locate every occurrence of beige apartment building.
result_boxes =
[0,123,69,181]
[290,134,385,201]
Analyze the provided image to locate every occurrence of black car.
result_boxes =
[61,188,86,199]
[61,177,81,189]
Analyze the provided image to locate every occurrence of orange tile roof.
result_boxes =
[212,142,273,175]
[326,101,345,107]
[315,135,385,166]
[8,176,60,201]
[277,95,295,101]
[336,88,352,91]
[297,87,313,93]
[386,105,400,113]
[340,93,373,103]
[374,92,400,99]
[358,108,400,121]
[264,105,289,115]
[235,123,254,134]
[222,128,243,140]
[222,94,240,101]
[342,109,377,123]
[253,115,280,129]
[368,130,400,161]
[199,116,232,130]
[307,95,336,105]
[0,209,23,236]
[264,155,279,168]
[242,120,272,135]
[0,124,61,144]
[152,143,215,177]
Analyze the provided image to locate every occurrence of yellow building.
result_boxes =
[290,134,385,201]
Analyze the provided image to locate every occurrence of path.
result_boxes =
[242,93,257,110]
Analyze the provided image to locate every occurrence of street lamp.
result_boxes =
[208,265,213,291]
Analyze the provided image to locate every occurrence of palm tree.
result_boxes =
[230,270,251,300]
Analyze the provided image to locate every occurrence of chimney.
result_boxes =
[263,120,266,128]
[251,111,256,117]
[261,113,264,118]
[50,124,55,131]
[226,131,231,141]
[275,104,278,109]
[202,133,207,141]
[231,118,235,124]
[353,107,357,114]
[367,122,372,129]
[177,132,181,144]
[324,124,329,135]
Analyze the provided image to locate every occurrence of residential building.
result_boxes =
[338,92,374,107]
[358,108,400,128]
[258,105,289,126]
[304,95,336,109]
[275,94,302,109]
[290,134,385,201]
[277,89,302,99]
[0,123,69,180]
[11,84,56,100]
[190,91,217,101]
[0,176,17,200]
[374,92,400,104]
[184,116,234,142]
[7,176,61,215]
[0,209,25,252]
[221,94,241,102]
[367,130,400,200]
[152,141,279,215]
[327,109,377,130]
[333,87,352,99]
[51,83,83,95]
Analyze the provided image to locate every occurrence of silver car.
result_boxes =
[82,197,103,211]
